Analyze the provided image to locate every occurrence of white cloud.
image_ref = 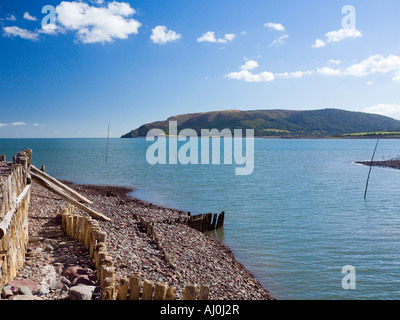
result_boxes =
[312,39,326,48]
[6,15,16,21]
[269,34,289,47]
[346,54,400,78]
[366,81,373,85]
[224,33,236,41]
[197,31,236,43]
[2,26,39,40]
[150,25,181,44]
[363,104,400,120]
[23,12,37,21]
[316,55,400,82]
[325,28,362,43]
[329,59,341,65]
[11,122,27,126]
[265,22,288,47]
[317,67,342,76]
[275,70,314,79]
[38,23,59,35]
[0,123,8,128]
[227,60,313,83]
[226,70,275,82]
[55,1,141,44]
[240,60,259,71]
[264,22,285,32]
[313,28,362,48]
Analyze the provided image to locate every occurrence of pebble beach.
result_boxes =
[11,181,273,300]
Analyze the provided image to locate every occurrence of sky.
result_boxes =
[1,0,400,138]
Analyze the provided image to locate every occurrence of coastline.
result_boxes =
[356,159,400,170]
[17,180,273,300]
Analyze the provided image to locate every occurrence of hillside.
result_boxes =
[121,108,400,138]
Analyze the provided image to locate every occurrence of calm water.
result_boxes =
[2,137,400,300]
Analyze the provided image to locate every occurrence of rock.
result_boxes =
[63,266,88,280]
[68,285,96,300]
[9,295,43,300]
[70,274,97,287]
[29,236,45,243]
[8,278,42,293]
[61,276,71,286]
[44,244,54,252]
[18,286,33,296]
[35,287,50,296]
[53,262,64,274]
[1,286,14,299]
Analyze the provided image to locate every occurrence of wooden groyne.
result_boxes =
[0,150,32,290]
[154,211,225,233]
[62,205,210,300]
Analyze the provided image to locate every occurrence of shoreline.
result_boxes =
[18,179,273,300]
[356,159,400,170]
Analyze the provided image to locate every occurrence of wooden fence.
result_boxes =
[62,205,210,300]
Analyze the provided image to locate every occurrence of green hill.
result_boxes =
[121,108,400,138]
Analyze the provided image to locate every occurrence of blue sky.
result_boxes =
[1,0,400,138]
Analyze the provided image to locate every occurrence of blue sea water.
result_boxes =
[2,137,400,300]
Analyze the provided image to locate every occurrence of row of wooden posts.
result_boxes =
[187,212,225,232]
[159,212,225,233]
[62,205,210,300]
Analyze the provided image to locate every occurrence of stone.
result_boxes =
[70,274,97,287]
[35,287,50,296]
[63,266,88,280]
[18,286,33,296]
[44,244,54,252]
[1,286,14,299]
[9,295,43,300]
[8,278,42,293]
[68,285,96,300]
[61,276,71,286]
[29,236,45,243]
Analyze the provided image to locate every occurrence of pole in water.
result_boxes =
[364,139,380,200]
[106,123,110,163]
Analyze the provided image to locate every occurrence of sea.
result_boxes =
[1,137,400,300]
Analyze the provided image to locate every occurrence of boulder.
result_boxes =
[68,285,96,300]
[8,278,42,293]
[18,286,33,296]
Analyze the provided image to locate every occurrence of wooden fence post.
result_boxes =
[154,282,167,300]
[183,284,198,300]
[129,274,141,300]
[142,279,154,300]
[117,278,129,300]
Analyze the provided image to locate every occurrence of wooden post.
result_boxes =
[183,285,198,300]
[199,285,210,300]
[165,287,177,300]
[101,267,115,290]
[129,274,141,300]
[216,212,225,229]
[100,257,114,285]
[211,213,217,230]
[67,215,74,238]
[141,280,154,300]
[117,278,129,300]
[41,164,45,172]
[30,172,110,221]
[0,155,5,161]
[154,282,167,300]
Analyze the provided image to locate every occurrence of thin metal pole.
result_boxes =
[364,139,380,200]
[106,123,110,163]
